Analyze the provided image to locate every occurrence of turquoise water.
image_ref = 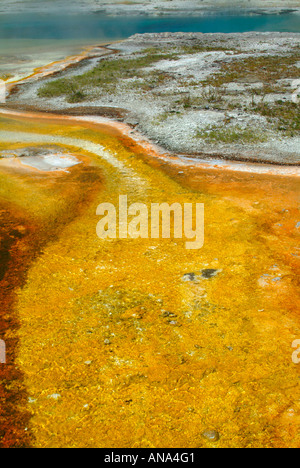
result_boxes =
[0,12,299,43]
[0,11,299,78]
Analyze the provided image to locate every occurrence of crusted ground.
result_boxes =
[10,32,300,164]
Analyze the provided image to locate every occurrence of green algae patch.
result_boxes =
[38,50,178,102]
[195,124,267,144]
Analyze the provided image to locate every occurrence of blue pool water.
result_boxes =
[0,12,299,42]
[0,11,298,78]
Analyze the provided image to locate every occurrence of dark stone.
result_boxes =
[182,272,197,282]
[201,269,220,279]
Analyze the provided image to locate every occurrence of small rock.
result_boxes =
[182,272,198,282]
[201,269,221,279]
[126,119,139,127]
[202,430,220,442]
